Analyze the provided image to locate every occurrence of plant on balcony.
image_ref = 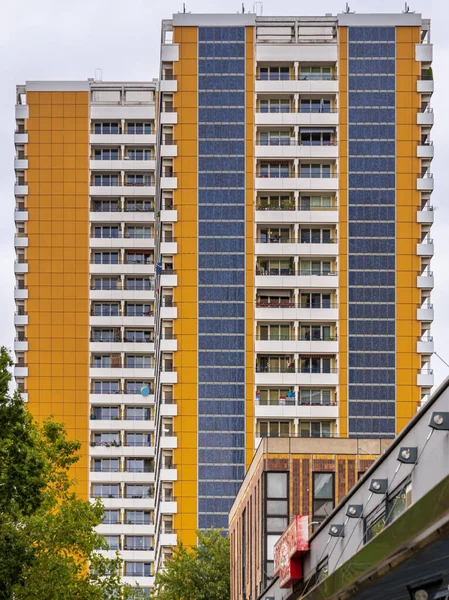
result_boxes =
[0,347,137,600]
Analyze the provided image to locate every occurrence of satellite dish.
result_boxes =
[140,385,150,397]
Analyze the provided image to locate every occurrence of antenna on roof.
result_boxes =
[94,68,103,82]
[253,1,263,15]
[242,3,245,13]
[183,2,186,13]
[403,2,410,12]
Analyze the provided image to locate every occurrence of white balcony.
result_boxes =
[160,371,177,384]
[14,366,28,378]
[14,159,28,170]
[255,273,338,289]
[14,288,28,300]
[14,262,28,273]
[89,445,155,458]
[93,497,155,510]
[415,44,433,62]
[417,339,434,354]
[90,211,155,223]
[417,274,434,289]
[417,111,434,126]
[160,338,177,352]
[15,105,29,119]
[89,419,154,432]
[160,144,178,158]
[121,576,154,588]
[89,316,155,327]
[14,340,28,351]
[89,263,154,275]
[255,404,339,420]
[417,209,434,224]
[160,112,178,125]
[159,436,177,450]
[255,112,338,127]
[159,533,177,546]
[96,524,155,536]
[89,341,154,353]
[14,314,28,326]
[416,176,434,191]
[255,80,338,94]
[417,307,434,321]
[160,306,177,319]
[417,79,434,94]
[89,237,155,250]
[255,306,338,322]
[160,176,178,189]
[416,242,434,256]
[159,468,177,482]
[14,133,28,144]
[89,290,155,302]
[89,185,156,197]
[160,209,178,222]
[256,176,338,192]
[89,133,156,146]
[159,500,177,514]
[255,371,338,386]
[255,339,338,354]
[255,145,338,160]
[159,80,178,92]
[90,105,155,120]
[14,236,28,248]
[417,372,434,387]
[89,471,154,484]
[89,393,155,406]
[417,144,434,159]
[160,273,178,287]
[89,367,155,379]
[159,403,177,417]
[89,159,155,171]
[255,242,338,257]
[160,241,178,254]
[255,209,338,225]
[14,210,28,222]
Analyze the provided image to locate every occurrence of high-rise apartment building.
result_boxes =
[14,9,433,593]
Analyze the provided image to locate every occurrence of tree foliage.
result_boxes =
[152,528,230,600]
[0,346,137,600]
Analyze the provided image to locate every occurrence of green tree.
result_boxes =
[0,346,138,600]
[152,528,230,600]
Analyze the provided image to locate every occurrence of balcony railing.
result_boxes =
[256,398,338,407]
[256,107,338,114]
[257,139,338,147]
[256,334,337,341]
[256,237,337,244]
[256,268,337,276]
[256,300,337,309]
[256,366,337,374]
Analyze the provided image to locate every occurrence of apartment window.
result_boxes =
[259,131,291,146]
[93,458,120,473]
[92,303,120,317]
[125,173,152,186]
[92,484,120,498]
[300,324,332,341]
[93,225,120,239]
[258,421,291,438]
[93,251,119,265]
[300,356,331,374]
[92,277,120,291]
[364,502,387,543]
[92,432,120,447]
[300,228,332,244]
[259,324,291,342]
[300,260,332,276]
[125,330,153,343]
[259,162,291,178]
[126,148,153,160]
[300,421,332,438]
[93,148,119,160]
[125,381,152,394]
[313,473,334,524]
[259,66,290,81]
[124,562,151,577]
[299,389,333,406]
[93,122,120,134]
[127,122,153,134]
[93,173,120,186]
[259,227,292,243]
[125,433,152,447]
[92,381,120,394]
[126,458,153,473]
[257,195,293,211]
[300,98,331,113]
[125,355,152,368]
[300,163,332,178]
[125,485,153,499]
[300,129,333,146]
[92,406,119,420]
[265,472,289,579]
[299,66,332,81]
[126,304,153,317]
[126,278,152,291]
[257,388,295,406]
[125,536,152,551]
[364,478,412,544]
[300,292,332,309]
[300,195,333,210]
[126,226,152,239]
[92,355,111,368]
[103,510,120,524]
[125,406,151,421]
[92,199,120,213]
[259,98,291,113]
[125,510,151,525]
[256,294,293,308]
[125,251,153,265]
[257,258,293,275]
[125,198,154,212]
[103,535,120,550]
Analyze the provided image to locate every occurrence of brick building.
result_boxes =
[229,437,390,600]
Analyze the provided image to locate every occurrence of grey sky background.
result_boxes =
[1,0,447,391]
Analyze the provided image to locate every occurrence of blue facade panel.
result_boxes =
[347,26,396,438]
[197,26,247,528]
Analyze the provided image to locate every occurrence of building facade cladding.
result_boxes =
[197,25,247,530]
[347,26,397,437]
[228,437,387,600]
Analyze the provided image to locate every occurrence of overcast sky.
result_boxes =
[1,0,447,391]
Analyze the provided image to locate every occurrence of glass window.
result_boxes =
[103,510,120,524]
[313,473,334,523]
[267,472,288,498]
[103,535,120,550]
